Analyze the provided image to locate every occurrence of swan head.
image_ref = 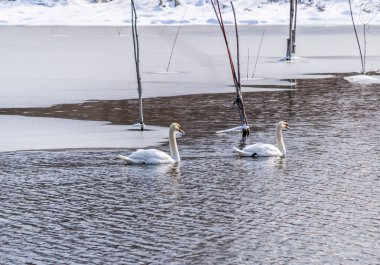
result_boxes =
[278,121,289,130]
[170,122,185,134]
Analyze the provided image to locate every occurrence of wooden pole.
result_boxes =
[231,2,249,136]
[251,30,265,78]
[286,0,297,60]
[211,0,250,136]
[363,24,366,74]
[292,0,297,54]
[286,0,293,60]
[232,3,241,85]
[166,8,187,72]
[131,0,144,131]
[246,47,250,79]
[211,0,239,88]
[348,0,365,74]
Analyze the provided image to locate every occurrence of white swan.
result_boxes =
[119,123,184,164]
[233,121,289,157]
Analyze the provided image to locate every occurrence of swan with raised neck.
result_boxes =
[169,122,183,162]
[119,122,185,164]
[233,121,289,157]
[275,121,287,156]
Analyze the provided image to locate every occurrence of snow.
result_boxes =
[0,0,379,26]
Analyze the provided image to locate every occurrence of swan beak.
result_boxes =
[178,127,185,135]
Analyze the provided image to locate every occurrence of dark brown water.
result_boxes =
[1,74,379,264]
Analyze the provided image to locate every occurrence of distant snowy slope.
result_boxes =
[0,0,379,26]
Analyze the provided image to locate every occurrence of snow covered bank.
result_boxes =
[0,0,380,26]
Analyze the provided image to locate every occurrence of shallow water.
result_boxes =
[1,74,380,264]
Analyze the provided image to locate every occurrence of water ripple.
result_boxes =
[1,75,380,264]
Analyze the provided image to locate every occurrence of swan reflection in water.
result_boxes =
[122,162,182,185]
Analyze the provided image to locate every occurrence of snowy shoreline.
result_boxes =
[1,0,380,27]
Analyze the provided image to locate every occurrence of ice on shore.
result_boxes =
[344,74,380,85]
[0,115,168,152]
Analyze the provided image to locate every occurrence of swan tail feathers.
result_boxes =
[233,146,251,157]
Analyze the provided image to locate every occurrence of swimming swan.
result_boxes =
[119,123,184,164]
[233,121,289,157]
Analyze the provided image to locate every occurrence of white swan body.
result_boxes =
[233,121,289,157]
[119,149,175,164]
[119,123,184,164]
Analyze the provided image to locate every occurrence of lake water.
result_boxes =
[1,74,379,264]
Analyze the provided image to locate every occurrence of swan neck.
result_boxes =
[169,127,180,162]
[276,125,286,156]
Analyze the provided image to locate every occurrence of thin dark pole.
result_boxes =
[211,0,238,88]
[231,2,241,85]
[246,47,249,79]
[252,30,265,78]
[131,0,144,131]
[363,24,367,74]
[231,2,249,136]
[286,0,297,60]
[348,0,365,74]
[286,0,293,60]
[292,0,297,54]
[166,8,187,72]
[211,0,250,136]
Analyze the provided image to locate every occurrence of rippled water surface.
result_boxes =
[1,75,379,264]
